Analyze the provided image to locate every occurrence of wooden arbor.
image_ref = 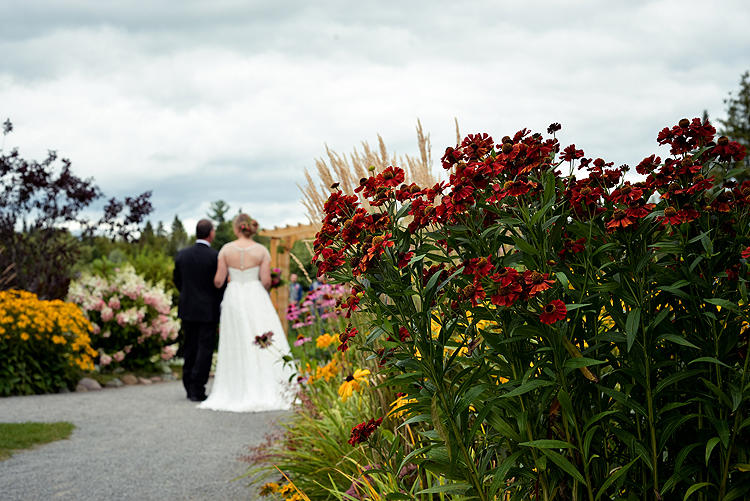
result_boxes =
[258,223,318,332]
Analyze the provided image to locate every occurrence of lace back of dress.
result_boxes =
[224,242,264,271]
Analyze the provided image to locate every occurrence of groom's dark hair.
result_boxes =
[196,219,213,239]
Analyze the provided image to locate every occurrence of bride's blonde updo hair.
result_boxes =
[233,213,259,238]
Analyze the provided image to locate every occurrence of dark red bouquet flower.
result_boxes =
[254,331,274,348]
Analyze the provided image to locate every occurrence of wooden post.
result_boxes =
[259,223,320,335]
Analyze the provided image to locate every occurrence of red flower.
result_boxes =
[463,256,494,278]
[561,144,584,162]
[348,417,383,446]
[625,199,655,219]
[713,136,747,162]
[558,237,586,259]
[397,252,414,268]
[742,246,750,259]
[490,281,522,307]
[337,325,358,352]
[491,267,520,287]
[635,154,661,175]
[523,270,555,296]
[459,281,486,307]
[606,209,636,231]
[398,326,410,342]
[461,133,494,160]
[540,300,567,324]
[608,182,644,205]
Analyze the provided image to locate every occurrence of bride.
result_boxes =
[198,213,295,412]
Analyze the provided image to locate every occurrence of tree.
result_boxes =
[139,221,156,248]
[0,119,151,298]
[207,200,230,224]
[168,215,189,255]
[718,70,750,168]
[208,200,235,250]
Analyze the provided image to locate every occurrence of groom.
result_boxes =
[173,219,224,402]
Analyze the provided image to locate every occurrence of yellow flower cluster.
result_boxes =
[315,332,338,349]
[308,358,340,384]
[0,289,97,371]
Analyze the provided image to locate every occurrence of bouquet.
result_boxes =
[269,268,284,290]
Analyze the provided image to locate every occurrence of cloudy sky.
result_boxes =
[2,0,749,231]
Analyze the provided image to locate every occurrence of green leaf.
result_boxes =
[583,410,618,431]
[658,333,699,349]
[500,379,555,398]
[564,357,606,369]
[564,303,591,312]
[683,482,715,500]
[385,493,412,500]
[539,449,585,484]
[704,298,739,312]
[705,437,720,465]
[595,457,638,501]
[625,307,641,352]
[688,357,733,369]
[520,439,576,449]
[415,483,472,495]
[512,236,539,256]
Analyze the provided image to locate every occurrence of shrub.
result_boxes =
[67,265,180,372]
[0,289,96,395]
[312,119,750,499]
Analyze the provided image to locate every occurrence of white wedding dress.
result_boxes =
[198,264,295,413]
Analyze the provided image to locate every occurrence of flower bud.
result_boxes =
[718,136,729,146]
[679,118,690,128]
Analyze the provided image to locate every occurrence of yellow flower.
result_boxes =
[278,483,295,496]
[338,368,370,402]
[51,335,67,345]
[20,332,30,341]
[315,333,337,349]
[259,482,280,496]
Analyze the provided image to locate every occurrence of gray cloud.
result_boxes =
[1,0,749,229]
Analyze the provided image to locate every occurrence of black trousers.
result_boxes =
[181,320,217,397]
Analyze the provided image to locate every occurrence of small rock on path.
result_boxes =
[0,380,287,500]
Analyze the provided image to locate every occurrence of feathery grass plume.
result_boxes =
[299,119,442,225]
[288,251,312,283]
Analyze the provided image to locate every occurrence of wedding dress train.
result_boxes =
[198,266,295,412]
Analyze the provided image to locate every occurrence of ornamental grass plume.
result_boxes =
[300,120,442,225]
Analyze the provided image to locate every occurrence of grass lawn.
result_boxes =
[0,422,75,461]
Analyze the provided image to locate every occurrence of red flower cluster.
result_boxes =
[348,417,383,446]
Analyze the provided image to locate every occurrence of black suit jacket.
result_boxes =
[173,243,223,323]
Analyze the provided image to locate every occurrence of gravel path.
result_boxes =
[0,380,287,500]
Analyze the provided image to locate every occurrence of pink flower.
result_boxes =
[99,353,112,366]
[113,351,125,362]
[102,330,111,338]
[108,297,121,310]
[294,337,312,347]
[91,324,101,335]
[100,307,114,322]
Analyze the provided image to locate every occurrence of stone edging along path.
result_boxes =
[0,379,286,501]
